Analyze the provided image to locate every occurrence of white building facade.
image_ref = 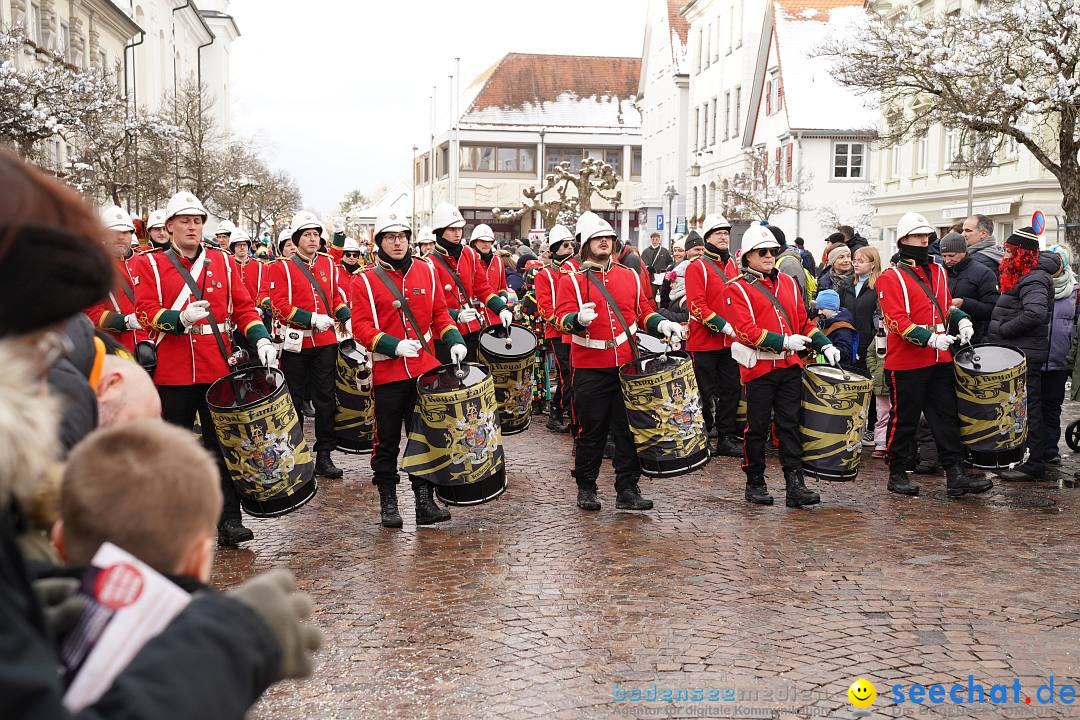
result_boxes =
[637,0,690,248]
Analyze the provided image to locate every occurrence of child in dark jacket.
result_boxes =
[815,289,858,367]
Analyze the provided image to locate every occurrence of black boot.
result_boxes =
[615,484,654,510]
[218,518,254,547]
[707,425,718,440]
[744,475,774,505]
[947,464,993,497]
[414,483,450,525]
[315,450,343,479]
[376,484,402,528]
[546,411,569,433]
[425,484,451,522]
[887,466,920,495]
[714,436,742,458]
[576,484,601,511]
[784,468,820,508]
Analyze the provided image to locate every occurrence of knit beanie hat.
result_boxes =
[1005,227,1040,251]
[815,289,840,312]
[827,245,851,267]
[939,232,967,255]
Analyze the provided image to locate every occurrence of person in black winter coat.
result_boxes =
[940,232,999,343]
[988,228,1055,481]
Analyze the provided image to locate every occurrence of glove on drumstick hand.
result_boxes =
[657,319,685,342]
[927,333,955,351]
[957,317,974,345]
[499,308,514,329]
[782,334,811,352]
[227,569,323,682]
[395,339,422,358]
[455,307,479,324]
[449,343,468,364]
[577,302,597,326]
[180,300,211,327]
[311,314,334,332]
[256,338,278,367]
[822,345,842,367]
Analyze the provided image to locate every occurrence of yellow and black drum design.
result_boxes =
[334,340,374,454]
[401,363,507,506]
[478,324,538,435]
[206,367,316,517]
[618,351,709,478]
[953,344,1027,469]
[800,364,871,481]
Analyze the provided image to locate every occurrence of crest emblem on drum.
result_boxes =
[661,379,703,440]
[451,401,498,464]
[239,425,297,488]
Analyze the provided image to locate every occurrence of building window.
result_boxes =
[728,4,734,53]
[833,142,865,179]
[891,143,902,179]
[702,104,709,149]
[58,21,68,60]
[30,2,42,44]
[520,147,535,173]
[696,27,703,74]
[944,127,961,168]
[604,148,622,174]
[710,98,717,145]
[713,21,720,61]
[632,148,641,177]
[1005,134,1019,158]
[723,92,731,139]
[693,107,700,151]
[497,147,518,172]
[99,50,107,70]
[734,86,742,136]
[915,133,928,174]
[703,25,711,68]
[462,145,535,173]
[737,0,744,47]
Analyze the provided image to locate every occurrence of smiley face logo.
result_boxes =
[848,678,876,708]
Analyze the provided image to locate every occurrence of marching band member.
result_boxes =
[145,208,169,251]
[428,203,513,362]
[469,223,510,325]
[340,236,366,274]
[230,228,272,344]
[876,212,991,498]
[534,224,577,434]
[213,219,237,248]
[277,228,296,259]
[351,211,468,528]
[267,210,351,480]
[132,191,278,546]
[555,214,684,512]
[725,224,841,508]
[416,225,436,257]
[685,213,742,458]
[85,205,148,353]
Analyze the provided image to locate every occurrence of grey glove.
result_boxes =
[33,577,85,637]
[227,569,323,681]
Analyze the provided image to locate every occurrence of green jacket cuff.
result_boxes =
[906,326,932,347]
[810,330,831,353]
[561,313,586,334]
[703,315,726,334]
[104,311,128,332]
[334,305,351,322]
[760,331,786,354]
[442,328,466,347]
[449,308,460,322]
[374,333,401,357]
[948,308,970,334]
[244,323,271,345]
[644,312,664,335]
[485,295,508,314]
[292,308,313,328]
[156,309,184,335]
[332,231,346,250]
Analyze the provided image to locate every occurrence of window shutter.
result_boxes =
[785,143,793,183]
[775,147,782,185]
[777,77,783,112]
[765,81,772,115]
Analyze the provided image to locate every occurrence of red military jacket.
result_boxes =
[555,260,663,369]
[477,252,508,325]
[236,258,269,309]
[350,257,461,386]
[267,251,350,350]
[428,243,505,335]
[877,259,959,370]
[617,245,657,313]
[132,245,269,386]
[534,256,580,341]
[724,267,824,383]
[685,251,739,352]
[84,257,151,352]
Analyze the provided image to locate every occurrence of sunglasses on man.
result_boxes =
[343,251,361,258]
[755,247,779,257]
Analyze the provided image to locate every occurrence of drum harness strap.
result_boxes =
[290,256,335,334]
[163,249,232,364]
[429,250,477,314]
[896,264,948,334]
[744,276,799,360]
[371,265,435,357]
[583,271,641,359]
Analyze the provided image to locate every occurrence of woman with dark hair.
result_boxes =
[988,227,1056,481]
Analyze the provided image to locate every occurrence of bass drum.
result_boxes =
[478,324,538,435]
[401,362,507,506]
[953,344,1027,469]
[800,364,871,481]
[206,367,316,517]
[636,332,668,356]
[334,340,374,454]
[618,351,709,478]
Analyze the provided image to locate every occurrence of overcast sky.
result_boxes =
[229,0,649,215]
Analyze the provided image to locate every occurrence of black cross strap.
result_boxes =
[372,265,434,356]
[163,249,231,364]
[290,255,333,312]
[428,250,470,302]
[896,263,949,324]
[584,268,640,359]
[700,256,730,282]
[746,275,796,333]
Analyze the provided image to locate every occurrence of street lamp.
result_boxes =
[663,182,678,248]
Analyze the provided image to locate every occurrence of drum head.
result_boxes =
[804,364,870,382]
[478,324,537,361]
[954,344,1025,373]
[636,333,668,355]
[338,338,367,364]
[206,367,285,410]
[619,351,688,379]
[417,362,489,394]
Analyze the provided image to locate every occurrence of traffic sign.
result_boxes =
[656,213,664,231]
[676,218,687,234]
[1032,210,1046,235]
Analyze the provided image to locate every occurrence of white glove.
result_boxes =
[449,343,468,364]
[256,338,277,367]
[823,345,842,367]
[721,323,737,338]
[577,302,597,326]
[395,339,422,358]
[180,300,210,327]
[124,313,142,330]
[332,216,345,233]
[927,333,956,351]
[455,307,479,324]
[782,334,812,352]
[957,317,974,345]
[657,319,685,341]
[499,308,514,328]
[311,313,334,332]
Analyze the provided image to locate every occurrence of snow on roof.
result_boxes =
[461,53,641,130]
[668,0,689,73]
[773,0,878,133]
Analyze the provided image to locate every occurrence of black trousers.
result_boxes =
[281,343,337,452]
[435,330,480,364]
[886,363,964,472]
[743,365,802,478]
[571,367,640,491]
[551,338,573,423]
[370,378,425,490]
[693,349,741,438]
[1042,368,1069,459]
[1023,366,1045,473]
[158,384,241,523]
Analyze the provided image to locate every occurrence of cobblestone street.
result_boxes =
[214,407,1080,719]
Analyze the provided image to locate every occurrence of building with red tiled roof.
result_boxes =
[415,52,643,243]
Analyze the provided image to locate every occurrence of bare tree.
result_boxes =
[721,147,814,221]
[166,80,227,201]
[493,157,622,230]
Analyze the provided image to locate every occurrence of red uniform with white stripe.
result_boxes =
[84,257,151,352]
[534,257,580,341]
[477,253,508,325]
[267,252,349,350]
[429,244,500,335]
[877,260,955,370]
[724,269,818,383]
[555,261,660,369]
[236,258,269,308]
[685,254,739,352]
[132,246,266,386]
[350,258,458,386]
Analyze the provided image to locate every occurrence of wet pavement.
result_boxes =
[213,405,1080,719]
